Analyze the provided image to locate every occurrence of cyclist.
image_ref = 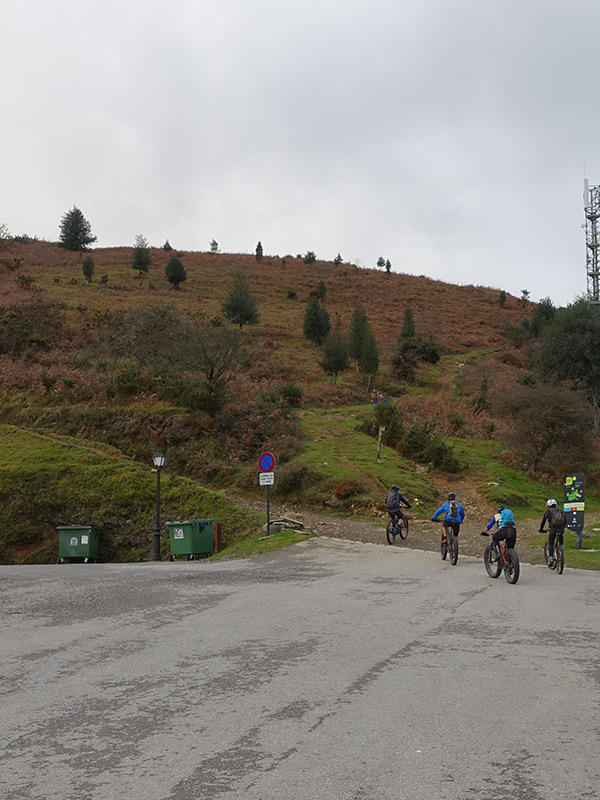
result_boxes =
[539,499,566,568]
[385,485,412,534]
[481,504,517,551]
[432,492,465,546]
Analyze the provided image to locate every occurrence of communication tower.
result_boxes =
[584,179,600,303]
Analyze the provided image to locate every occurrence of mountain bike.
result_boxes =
[440,524,459,565]
[481,533,520,584]
[542,530,564,574]
[386,513,409,544]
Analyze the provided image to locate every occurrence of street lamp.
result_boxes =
[152,451,165,561]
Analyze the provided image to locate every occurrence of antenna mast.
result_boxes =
[584,178,600,303]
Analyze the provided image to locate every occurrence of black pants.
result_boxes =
[492,525,516,550]
[548,528,564,558]
[442,519,461,537]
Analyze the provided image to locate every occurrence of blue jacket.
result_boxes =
[485,508,516,531]
[432,501,465,523]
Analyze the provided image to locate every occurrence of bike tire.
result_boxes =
[484,545,501,578]
[440,538,448,560]
[398,518,409,540]
[543,542,551,566]
[504,549,520,584]
[449,534,459,566]
[386,520,396,545]
[556,545,564,575]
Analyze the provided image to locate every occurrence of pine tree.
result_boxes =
[376,256,385,269]
[358,324,379,389]
[348,306,368,367]
[131,235,151,277]
[333,253,343,266]
[59,206,97,251]
[303,250,316,265]
[385,259,392,274]
[255,241,263,261]
[222,272,260,329]
[320,324,349,384]
[210,239,220,253]
[164,255,187,289]
[303,297,330,346]
[82,255,95,284]
[400,306,415,338]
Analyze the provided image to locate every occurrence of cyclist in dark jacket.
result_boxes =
[539,499,566,567]
[385,485,412,527]
[432,492,465,544]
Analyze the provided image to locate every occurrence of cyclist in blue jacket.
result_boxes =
[432,492,466,545]
[481,504,517,551]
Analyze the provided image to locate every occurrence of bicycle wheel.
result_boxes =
[440,536,448,560]
[398,517,408,540]
[449,534,459,566]
[484,545,501,578]
[504,549,520,584]
[386,520,396,545]
[555,545,564,575]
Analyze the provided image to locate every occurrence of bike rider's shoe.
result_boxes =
[548,557,555,569]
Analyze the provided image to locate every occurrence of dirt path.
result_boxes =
[230,492,599,564]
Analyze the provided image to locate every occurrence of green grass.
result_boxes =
[285,406,441,513]
[214,529,313,559]
[0,425,272,564]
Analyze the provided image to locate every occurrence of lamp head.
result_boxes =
[152,451,165,468]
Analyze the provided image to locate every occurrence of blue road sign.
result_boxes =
[258,451,275,472]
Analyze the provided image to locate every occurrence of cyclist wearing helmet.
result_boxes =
[539,499,566,567]
[385,484,412,529]
[481,504,517,551]
[432,492,465,545]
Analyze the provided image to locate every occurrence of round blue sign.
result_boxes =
[258,451,275,472]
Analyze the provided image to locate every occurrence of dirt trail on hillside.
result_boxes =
[231,490,599,564]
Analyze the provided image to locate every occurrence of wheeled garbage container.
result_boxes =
[57,526,99,563]
[168,519,215,561]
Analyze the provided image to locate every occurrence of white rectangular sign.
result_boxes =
[259,472,274,486]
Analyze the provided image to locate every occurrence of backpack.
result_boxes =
[385,492,397,512]
[548,506,566,527]
[499,508,516,527]
[448,500,459,518]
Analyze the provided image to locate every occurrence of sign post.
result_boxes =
[258,452,275,536]
[564,472,585,549]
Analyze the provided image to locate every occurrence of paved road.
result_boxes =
[2,539,599,800]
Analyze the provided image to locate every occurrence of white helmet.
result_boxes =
[546,499,557,507]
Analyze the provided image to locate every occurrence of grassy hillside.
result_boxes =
[0,425,267,564]
[0,239,597,564]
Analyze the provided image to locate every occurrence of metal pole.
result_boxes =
[266,485,271,537]
[153,466,162,561]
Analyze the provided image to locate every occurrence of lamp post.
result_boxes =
[152,451,165,561]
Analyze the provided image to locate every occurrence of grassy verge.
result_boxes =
[0,425,271,564]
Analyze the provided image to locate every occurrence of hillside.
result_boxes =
[0,239,596,564]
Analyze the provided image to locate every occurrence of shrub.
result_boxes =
[333,479,364,499]
[359,402,404,447]
[402,423,461,473]
[279,381,302,407]
[106,360,144,398]
[272,463,320,497]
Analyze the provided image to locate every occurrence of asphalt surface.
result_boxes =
[2,539,600,800]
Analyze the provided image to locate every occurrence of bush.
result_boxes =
[272,463,320,498]
[106,360,144,398]
[279,381,302,407]
[333,479,364,500]
[402,423,461,473]
[359,402,404,447]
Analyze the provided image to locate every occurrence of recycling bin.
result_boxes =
[167,519,214,560]
[57,526,99,563]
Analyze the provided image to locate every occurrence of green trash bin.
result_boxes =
[168,519,214,561]
[57,526,99,563]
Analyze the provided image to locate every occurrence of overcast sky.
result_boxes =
[2,0,599,305]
